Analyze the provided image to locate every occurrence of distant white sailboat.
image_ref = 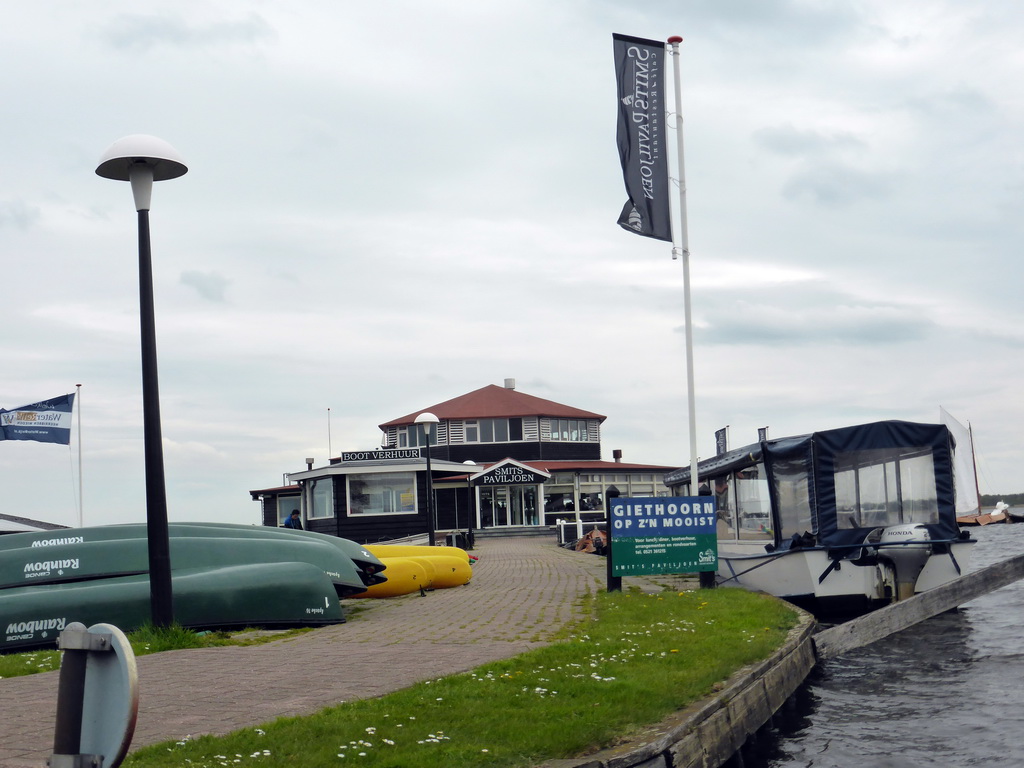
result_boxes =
[940,407,1010,525]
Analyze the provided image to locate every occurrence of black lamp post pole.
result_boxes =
[425,435,435,547]
[97,137,186,629]
[138,209,173,627]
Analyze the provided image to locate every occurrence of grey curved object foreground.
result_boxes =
[537,611,817,768]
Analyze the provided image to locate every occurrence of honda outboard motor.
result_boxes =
[879,524,932,601]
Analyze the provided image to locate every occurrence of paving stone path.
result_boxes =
[0,536,695,767]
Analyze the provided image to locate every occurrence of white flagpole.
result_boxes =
[76,383,83,527]
[666,35,700,494]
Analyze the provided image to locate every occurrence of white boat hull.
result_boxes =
[718,539,975,615]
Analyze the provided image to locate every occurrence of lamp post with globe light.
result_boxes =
[463,459,477,549]
[415,412,439,546]
[96,135,187,627]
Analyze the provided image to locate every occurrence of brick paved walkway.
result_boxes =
[0,536,696,768]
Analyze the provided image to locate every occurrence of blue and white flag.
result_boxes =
[0,393,76,445]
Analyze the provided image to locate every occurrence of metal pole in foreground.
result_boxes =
[137,206,174,624]
[698,485,717,589]
[50,622,140,768]
[76,383,83,527]
[51,641,88,758]
[666,35,700,503]
[606,513,622,593]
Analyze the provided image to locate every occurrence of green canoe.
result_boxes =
[0,534,367,597]
[180,523,388,587]
[1,561,344,652]
[0,523,387,588]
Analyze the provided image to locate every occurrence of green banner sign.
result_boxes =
[609,497,718,576]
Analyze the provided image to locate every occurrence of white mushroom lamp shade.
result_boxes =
[96,134,188,210]
[415,411,439,435]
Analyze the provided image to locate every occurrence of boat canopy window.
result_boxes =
[735,465,772,540]
[834,446,940,530]
[770,455,815,542]
[713,464,773,543]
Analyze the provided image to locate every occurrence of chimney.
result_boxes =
[305,457,314,470]
[504,378,516,390]
[613,449,622,463]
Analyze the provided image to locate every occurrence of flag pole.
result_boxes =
[666,35,700,495]
[76,384,83,527]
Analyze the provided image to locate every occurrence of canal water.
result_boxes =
[750,520,1024,768]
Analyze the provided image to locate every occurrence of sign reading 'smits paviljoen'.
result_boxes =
[609,497,717,576]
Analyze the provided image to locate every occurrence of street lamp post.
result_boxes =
[97,135,188,628]
[463,459,476,550]
[415,412,439,547]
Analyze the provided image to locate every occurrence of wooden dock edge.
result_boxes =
[814,551,1024,660]
[535,609,818,768]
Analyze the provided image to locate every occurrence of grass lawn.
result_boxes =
[0,625,311,681]
[118,587,797,768]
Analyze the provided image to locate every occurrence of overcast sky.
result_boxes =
[2,1,1022,529]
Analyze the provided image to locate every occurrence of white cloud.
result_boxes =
[99,11,275,51]
[180,270,230,302]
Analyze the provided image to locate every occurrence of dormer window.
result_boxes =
[463,418,524,443]
[549,419,590,441]
[396,424,431,448]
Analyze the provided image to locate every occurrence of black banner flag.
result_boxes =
[715,427,728,456]
[613,34,671,241]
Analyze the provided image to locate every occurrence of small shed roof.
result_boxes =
[0,513,69,535]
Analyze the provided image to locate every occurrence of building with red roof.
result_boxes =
[251,379,678,543]
[378,380,605,464]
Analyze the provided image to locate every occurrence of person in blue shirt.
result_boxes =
[283,510,302,529]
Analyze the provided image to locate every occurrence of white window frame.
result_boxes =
[308,479,333,519]
[277,497,301,526]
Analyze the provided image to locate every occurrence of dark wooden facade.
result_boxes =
[251,464,475,544]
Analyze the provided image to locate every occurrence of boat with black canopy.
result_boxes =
[665,420,976,616]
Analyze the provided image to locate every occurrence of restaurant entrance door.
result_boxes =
[479,486,539,527]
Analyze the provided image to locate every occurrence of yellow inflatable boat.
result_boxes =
[353,545,474,598]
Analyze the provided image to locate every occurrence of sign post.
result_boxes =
[50,622,139,768]
[607,496,717,591]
